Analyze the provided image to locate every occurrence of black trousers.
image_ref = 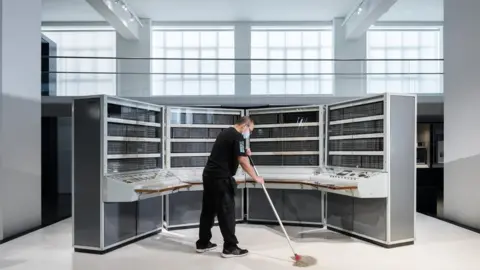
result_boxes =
[198,175,238,249]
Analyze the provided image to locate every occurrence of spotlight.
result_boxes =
[357,7,363,14]
[104,0,113,9]
[121,4,128,11]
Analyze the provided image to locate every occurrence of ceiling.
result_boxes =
[41,0,443,22]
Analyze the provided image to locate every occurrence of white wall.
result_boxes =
[444,0,480,229]
[0,0,42,240]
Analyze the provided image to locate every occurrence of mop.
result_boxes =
[248,156,317,267]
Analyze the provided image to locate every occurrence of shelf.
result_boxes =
[249,137,319,142]
[329,115,384,126]
[329,96,384,110]
[170,124,231,128]
[253,151,319,156]
[169,153,210,157]
[254,122,319,128]
[107,117,161,127]
[107,136,161,142]
[329,151,384,156]
[107,153,162,159]
[329,133,384,140]
[170,138,216,142]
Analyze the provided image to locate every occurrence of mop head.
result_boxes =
[292,254,317,267]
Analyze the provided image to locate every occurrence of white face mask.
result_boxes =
[242,130,250,139]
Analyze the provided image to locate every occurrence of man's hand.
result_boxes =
[253,176,264,184]
[246,148,252,156]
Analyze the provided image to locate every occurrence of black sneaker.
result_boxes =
[196,242,217,253]
[221,246,249,258]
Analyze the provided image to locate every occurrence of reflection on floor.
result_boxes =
[0,213,479,270]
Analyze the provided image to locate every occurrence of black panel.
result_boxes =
[250,141,319,152]
[73,98,101,248]
[328,120,384,137]
[326,193,354,231]
[248,188,284,221]
[108,123,160,138]
[171,156,209,168]
[329,101,384,121]
[282,190,323,223]
[251,155,319,166]
[107,158,161,173]
[170,112,239,125]
[251,111,319,125]
[137,197,163,235]
[167,190,243,227]
[108,104,160,123]
[108,141,160,154]
[328,138,384,152]
[328,155,383,169]
[252,126,319,139]
[104,202,137,247]
[171,127,226,139]
[171,142,214,153]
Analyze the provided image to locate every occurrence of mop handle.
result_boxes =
[248,156,297,256]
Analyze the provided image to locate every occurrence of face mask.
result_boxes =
[242,130,250,139]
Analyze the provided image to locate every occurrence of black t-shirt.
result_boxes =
[203,127,247,178]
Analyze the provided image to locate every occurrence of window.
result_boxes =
[151,27,235,95]
[367,28,443,94]
[250,27,333,95]
[42,29,116,96]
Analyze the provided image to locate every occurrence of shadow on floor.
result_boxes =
[262,225,354,244]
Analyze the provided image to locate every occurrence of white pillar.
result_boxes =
[116,19,152,97]
[0,0,42,240]
[234,23,251,96]
[333,17,367,97]
[444,0,480,229]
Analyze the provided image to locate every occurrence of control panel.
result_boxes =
[310,167,387,198]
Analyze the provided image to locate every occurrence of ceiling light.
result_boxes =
[357,7,363,15]
[121,4,128,11]
[104,0,113,9]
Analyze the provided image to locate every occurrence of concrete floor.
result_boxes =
[0,214,479,270]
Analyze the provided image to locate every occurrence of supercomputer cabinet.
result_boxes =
[164,106,245,229]
[73,95,165,253]
[324,94,416,247]
[246,106,325,226]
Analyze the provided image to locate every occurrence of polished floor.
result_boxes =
[0,214,479,270]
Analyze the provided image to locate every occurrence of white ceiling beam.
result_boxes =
[343,0,398,40]
[85,0,142,40]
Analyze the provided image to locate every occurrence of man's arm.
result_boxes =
[238,156,264,184]
[235,139,264,184]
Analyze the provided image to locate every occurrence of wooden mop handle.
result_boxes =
[248,156,297,256]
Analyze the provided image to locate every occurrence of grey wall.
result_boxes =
[444,0,480,230]
[0,0,42,240]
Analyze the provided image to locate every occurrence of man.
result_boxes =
[195,116,264,258]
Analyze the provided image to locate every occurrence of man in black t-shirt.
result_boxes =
[195,116,264,258]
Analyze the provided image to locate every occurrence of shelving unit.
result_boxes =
[164,106,244,229]
[247,106,323,167]
[245,106,325,226]
[73,96,165,253]
[326,96,385,170]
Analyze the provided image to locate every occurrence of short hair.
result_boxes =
[235,116,254,126]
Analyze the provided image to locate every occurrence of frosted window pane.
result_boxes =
[251,80,268,95]
[387,79,402,93]
[303,80,319,94]
[252,32,267,47]
[218,80,234,95]
[420,31,437,47]
[268,80,285,94]
[183,32,200,47]
[218,32,234,47]
[369,32,386,47]
[321,31,332,47]
[183,81,200,95]
[219,48,234,58]
[200,80,217,95]
[286,80,302,94]
[286,32,302,47]
[165,81,183,95]
[403,32,419,47]
[386,32,402,46]
[200,32,217,47]
[321,48,332,59]
[165,32,182,47]
[369,79,386,93]
[302,32,319,47]
[320,78,333,94]
[252,48,267,58]
[184,50,199,78]
[269,32,285,47]
[370,49,385,59]
[420,79,439,93]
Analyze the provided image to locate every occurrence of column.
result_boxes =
[116,18,152,97]
[0,0,42,241]
[234,23,251,96]
[333,18,367,97]
[444,0,480,229]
